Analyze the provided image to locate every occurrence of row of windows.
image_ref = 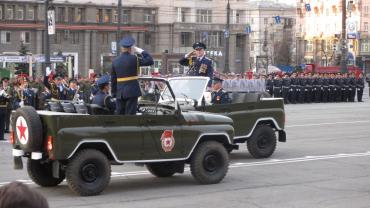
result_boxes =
[0,31,30,44]
[96,8,153,24]
[0,5,36,20]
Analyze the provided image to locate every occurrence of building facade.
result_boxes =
[0,0,296,77]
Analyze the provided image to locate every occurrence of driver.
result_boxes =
[211,77,231,105]
[92,75,115,111]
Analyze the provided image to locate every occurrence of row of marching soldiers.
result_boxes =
[265,72,365,104]
[0,74,101,139]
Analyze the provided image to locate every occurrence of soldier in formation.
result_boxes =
[268,72,365,104]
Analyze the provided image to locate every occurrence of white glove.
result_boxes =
[46,67,52,76]
[133,46,144,54]
[185,51,194,58]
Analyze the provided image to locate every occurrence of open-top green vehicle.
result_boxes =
[11,77,235,196]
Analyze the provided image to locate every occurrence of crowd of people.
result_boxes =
[265,72,365,104]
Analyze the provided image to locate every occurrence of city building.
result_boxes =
[0,0,296,77]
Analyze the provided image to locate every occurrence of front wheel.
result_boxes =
[27,159,65,187]
[247,125,277,158]
[190,141,229,184]
[66,149,111,196]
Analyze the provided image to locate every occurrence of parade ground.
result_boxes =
[1,94,370,208]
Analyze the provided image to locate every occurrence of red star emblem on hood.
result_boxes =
[17,120,27,142]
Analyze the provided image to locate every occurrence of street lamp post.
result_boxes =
[340,0,348,73]
[116,0,122,56]
[44,0,52,75]
[224,0,230,73]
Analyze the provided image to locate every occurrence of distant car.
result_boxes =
[164,76,286,158]
[11,78,235,196]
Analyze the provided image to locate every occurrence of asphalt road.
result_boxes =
[1,95,370,208]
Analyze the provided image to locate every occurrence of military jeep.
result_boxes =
[11,78,235,196]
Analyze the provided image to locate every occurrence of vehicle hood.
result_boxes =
[181,111,233,125]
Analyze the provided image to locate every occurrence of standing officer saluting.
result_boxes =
[211,77,231,104]
[179,42,214,86]
[111,36,154,115]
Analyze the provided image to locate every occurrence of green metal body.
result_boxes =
[38,111,234,162]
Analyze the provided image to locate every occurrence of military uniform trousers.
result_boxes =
[116,97,138,115]
[341,86,349,102]
[305,86,313,103]
[297,86,305,103]
[357,87,364,102]
[335,86,342,102]
[273,87,281,98]
[313,86,321,103]
[348,86,356,102]
[0,106,6,140]
[281,86,290,103]
[328,85,335,102]
[288,86,297,104]
[322,86,329,102]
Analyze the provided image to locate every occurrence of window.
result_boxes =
[102,32,109,44]
[365,6,369,16]
[53,31,62,44]
[16,7,24,20]
[27,7,35,20]
[234,10,243,24]
[264,18,268,25]
[177,7,186,22]
[96,9,103,23]
[70,32,79,44]
[122,9,130,23]
[306,40,313,52]
[104,9,112,23]
[68,7,75,23]
[57,7,65,22]
[6,5,14,19]
[0,5,3,19]
[75,8,85,23]
[144,33,151,45]
[236,34,244,47]
[251,43,254,51]
[180,32,191,47]
[251,18,254,24]
[144,9,153,23]
[196,31,223,48]
[365,22,369,32]
[196,10,212,23]
[21,31,30,44]
[113,9,118,23]
[1,31,11,44]
[361,39,370,52]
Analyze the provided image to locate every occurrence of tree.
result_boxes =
[273,33,293,66]
[14,41,30,75]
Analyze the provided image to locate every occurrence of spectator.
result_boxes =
[0,182,49,208]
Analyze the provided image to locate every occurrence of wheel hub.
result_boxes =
[257,135,270,149]
[203,153,221,173]
[81,164,98,182]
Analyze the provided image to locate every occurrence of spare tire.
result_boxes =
[12,106,43,152]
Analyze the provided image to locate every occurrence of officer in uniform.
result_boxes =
[305,73,313,103]
[289,73,298,104]
[44,75,66,100]
[211,77,231,104]
[335,73,344,102]
[179,42,214,87]
[348,73,356,102]
[1,77,12,133]
[0,83,10,140]
[273,74,282,98]
[298,73,306,103]
[111,36,154,115]
[342,73,350,102]
[92,75,115,112]
[265,74,274,96]
[321,73,329,102]
[328,73,336,102]
[356,73,365,102]
[65,79,81,101]
[21,78,36,107]
[312,73,322,103]
[281,74,291,104]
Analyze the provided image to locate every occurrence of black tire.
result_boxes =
[247,125,277,158]
[190,141,229,184]
[12,106,43,152]
[27,159,65,187]
[66,149,111,196]
[146,162,178,177]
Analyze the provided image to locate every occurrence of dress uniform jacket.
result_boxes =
[356,77,364,102]
[0,92,9,140]
[111,51,154,99]
[179,56,214,86]
[211,88,231,104]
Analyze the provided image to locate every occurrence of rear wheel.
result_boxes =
[247,125,277,158]
[190,141,229,184]
[146,162,179,177]
[27,159,65,187]
[66,149,111,196]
